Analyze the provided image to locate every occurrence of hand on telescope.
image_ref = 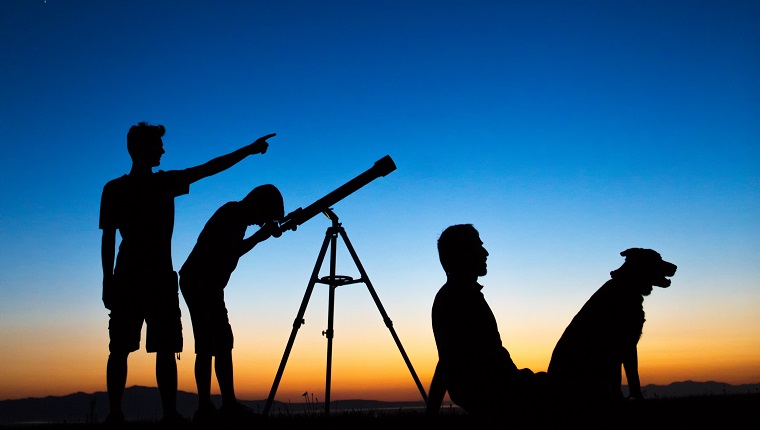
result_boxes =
[252,221,282,241]
[240,221,282,256]
[248,133,276,155]
[263,220,282,238]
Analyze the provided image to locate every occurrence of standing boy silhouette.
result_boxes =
[179,184,284,424]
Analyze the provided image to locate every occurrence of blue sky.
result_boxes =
[1,0,758,402]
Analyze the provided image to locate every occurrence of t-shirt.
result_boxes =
[100,170,190,277]
[179,201,248,290]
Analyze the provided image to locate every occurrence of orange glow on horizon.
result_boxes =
[2,307,759,402]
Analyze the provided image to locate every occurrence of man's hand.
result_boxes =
[257,221,282,240]
[265,220,282,238]
[249,133,276,154]
[102,276,116,310]
[240,221,282,256]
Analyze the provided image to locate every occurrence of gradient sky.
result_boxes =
[1,0,758,403]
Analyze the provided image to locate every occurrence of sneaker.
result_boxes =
[192,402,218,425]
[219,401,262,425]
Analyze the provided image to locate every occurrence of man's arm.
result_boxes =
[238,222,281,257]
[426,361,446,415]
[184,133,275,184]
[101,228,116,310]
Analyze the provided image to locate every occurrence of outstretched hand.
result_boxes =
[249,133,276,154]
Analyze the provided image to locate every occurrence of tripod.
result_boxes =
[262,209,428,416]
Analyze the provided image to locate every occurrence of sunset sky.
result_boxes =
[1,1,758,404]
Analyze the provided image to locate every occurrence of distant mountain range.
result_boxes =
[1,381,758,425]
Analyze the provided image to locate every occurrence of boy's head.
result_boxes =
[127,121,166,166]
[437,224,489,278]
[242,184,285,226]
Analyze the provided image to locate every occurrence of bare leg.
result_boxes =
[156,351,178,419]
[215,350,257,422]
[106,351,129,420]
[195,353,213,407]
[215,350,236,406]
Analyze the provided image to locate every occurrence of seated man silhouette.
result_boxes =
[427,224,547,417]
[179,184,284,424]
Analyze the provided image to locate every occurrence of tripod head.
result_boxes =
[278,155,396,233]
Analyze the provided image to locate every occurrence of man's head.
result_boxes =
[242,184,285,226]
[127,121,166,167]
[437,224,489,278]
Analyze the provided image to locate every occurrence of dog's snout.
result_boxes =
[663,261,677,277]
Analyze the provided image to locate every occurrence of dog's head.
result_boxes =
[610,248,677,295]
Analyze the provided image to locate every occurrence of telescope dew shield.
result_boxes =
[279,155,397,232]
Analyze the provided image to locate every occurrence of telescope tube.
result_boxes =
[278,155,396,232]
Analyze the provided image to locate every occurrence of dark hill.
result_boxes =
[1,382,759,426]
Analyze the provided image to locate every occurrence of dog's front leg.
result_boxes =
[622,346,644,400]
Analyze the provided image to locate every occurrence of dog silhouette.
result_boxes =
[548,248,676,404]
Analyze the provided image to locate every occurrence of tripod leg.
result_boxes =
[323,229,338,415]
[263,230,332,416]
[338,228,429,403]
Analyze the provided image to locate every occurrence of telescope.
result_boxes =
[278,155,396,232]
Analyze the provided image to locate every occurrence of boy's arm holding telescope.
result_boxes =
[238,221,282,257]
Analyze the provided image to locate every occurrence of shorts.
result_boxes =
[179,276,233,355]
[108,271,183,353]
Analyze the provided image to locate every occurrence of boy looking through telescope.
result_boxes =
[179,184,284,424]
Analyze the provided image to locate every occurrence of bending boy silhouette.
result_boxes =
[99,121,274,424]
[427,224,546,417]
[179,184,284,424]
